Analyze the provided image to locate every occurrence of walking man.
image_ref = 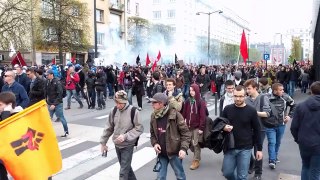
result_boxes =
[100,90,143,180]
[291,81,320,180]
[150,93,191,180]
[45,70,69,137]
[221,85,263,180]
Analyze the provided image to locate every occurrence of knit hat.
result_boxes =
[114,90,128,104]
[234,71,242,79]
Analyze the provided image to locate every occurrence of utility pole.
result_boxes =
[94,0,98,58]
[30,0,36,65]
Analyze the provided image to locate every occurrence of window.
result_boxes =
[41,0,53,16]
[167,10,175,18]
[153,11,161,19]
[96,9,104,22]
[135,3,139,16]
[71,6,80,16]
[127,0,130,13]
[153,0,160,4]
[97,33,105,45]
[43,27,57,41]
[72,30,80,43]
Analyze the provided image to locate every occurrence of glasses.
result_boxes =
[234,95,245,99]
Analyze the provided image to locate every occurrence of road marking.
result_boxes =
[59,138,87,151]
[95,115,109,120]
[86,147,156,180]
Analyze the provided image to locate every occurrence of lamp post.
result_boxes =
[196,10,223,65]
[94,0,98,58]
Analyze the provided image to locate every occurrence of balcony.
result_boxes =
[109,2,124,15]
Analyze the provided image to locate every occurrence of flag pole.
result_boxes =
[16,52,23,67]
[237,49,240,68]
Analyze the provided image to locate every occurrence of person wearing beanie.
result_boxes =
[234,71,245,86]
[100,90,143,180]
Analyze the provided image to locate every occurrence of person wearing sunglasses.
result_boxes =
[1,70,29,109]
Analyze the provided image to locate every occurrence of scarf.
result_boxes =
[223,93,234,110]
[154,105,170,119]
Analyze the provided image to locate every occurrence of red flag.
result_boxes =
[71,54,76,64]
[51,58,56,65]
[151,59,157,71]
[240,30,248,64]
[157,51,161,61]
[11,51,27,66]
[146,53,151,66]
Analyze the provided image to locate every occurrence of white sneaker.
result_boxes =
[138,107,142,111]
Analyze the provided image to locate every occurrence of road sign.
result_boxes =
[263,54,270,60]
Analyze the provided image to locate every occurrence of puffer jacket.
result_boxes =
[268,93,296,125]
[150,108,191,156]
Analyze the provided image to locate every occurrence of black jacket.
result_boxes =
[45,78,63,105]
[29,77,46,106]
[86,77,96,90]
[291,95,320,152]
[16,73,31,94]
[95,75,106,91]
[208,117,235,153]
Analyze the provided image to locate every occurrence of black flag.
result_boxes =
[136,55,140,65]
[175,53,178,64]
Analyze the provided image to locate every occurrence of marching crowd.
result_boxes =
[0,61,319,180]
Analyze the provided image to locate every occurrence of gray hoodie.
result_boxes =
[100,103,144,148]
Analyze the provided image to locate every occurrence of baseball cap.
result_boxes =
[149,93,168,105]
[46,69,54,75]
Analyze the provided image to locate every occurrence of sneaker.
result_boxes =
[253,174,262,180]
[102,105,106,109]
[276,159,280,163]
[61,132,69,138]
[78,104,83,109]
[96,107,102,110]
[138,107,142,111]
[54,118,60,122]
[269,161,276,169]
[64,107,71,110]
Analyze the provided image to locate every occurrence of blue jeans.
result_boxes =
[222,149,252,180]
[288,81,296,97]
[299,144,320,180]
[66,89,83,108]
[87,89,96,108]
[265,125,286,162]
[48,103,68,133]
[96,90,105,108]
[125,88,133,105]
[157,155,186,180]
[107,83,114,97]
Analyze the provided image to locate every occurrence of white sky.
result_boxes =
[218,0,314,43]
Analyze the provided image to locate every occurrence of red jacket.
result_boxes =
[65,71,80,90]
[182,84,206,131]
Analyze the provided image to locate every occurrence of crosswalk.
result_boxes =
[53,133,155,180]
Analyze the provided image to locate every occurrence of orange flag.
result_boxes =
[0,100,62,180]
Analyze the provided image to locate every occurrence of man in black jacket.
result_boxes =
[221,85,262,180]
[26,68,45,106]
[291,81,320,180]
[14,65,30,94]
[196,65,210,98]
[45,70,69,138]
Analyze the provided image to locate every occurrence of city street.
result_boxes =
[51,92,307,180]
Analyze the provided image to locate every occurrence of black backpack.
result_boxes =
[259,95,280,128]
[112,106,139,146]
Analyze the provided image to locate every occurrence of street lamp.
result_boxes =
[196,10,223,65]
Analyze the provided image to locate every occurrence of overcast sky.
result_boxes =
[218,0,313,43]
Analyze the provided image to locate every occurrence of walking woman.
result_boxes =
[132,69,144,111]
[123,70,133,105]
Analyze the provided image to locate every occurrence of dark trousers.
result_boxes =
[97,90,105,108]
[0,162,8,180]
[249,131,266,175]
[115,146,137,180]
[299,144,320,180]
[136,94,142,108]
[87,89,96,108]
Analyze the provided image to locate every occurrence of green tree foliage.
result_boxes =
[290,36,302,64]
[249,48,262,62]
[34,0,90,63]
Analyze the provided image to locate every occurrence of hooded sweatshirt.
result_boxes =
[182,84,206,131]
[291,95,320,153]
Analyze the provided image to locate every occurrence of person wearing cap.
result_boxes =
[2,70,30,108]
[100,90,143,180]
[150,93,191,180]
[45,69,69,138]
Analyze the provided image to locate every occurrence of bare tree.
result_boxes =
[34,0,90,64]
[0,0,31,50]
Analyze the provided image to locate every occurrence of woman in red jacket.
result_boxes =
[182,83,206,170]
[65,66,83,110]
